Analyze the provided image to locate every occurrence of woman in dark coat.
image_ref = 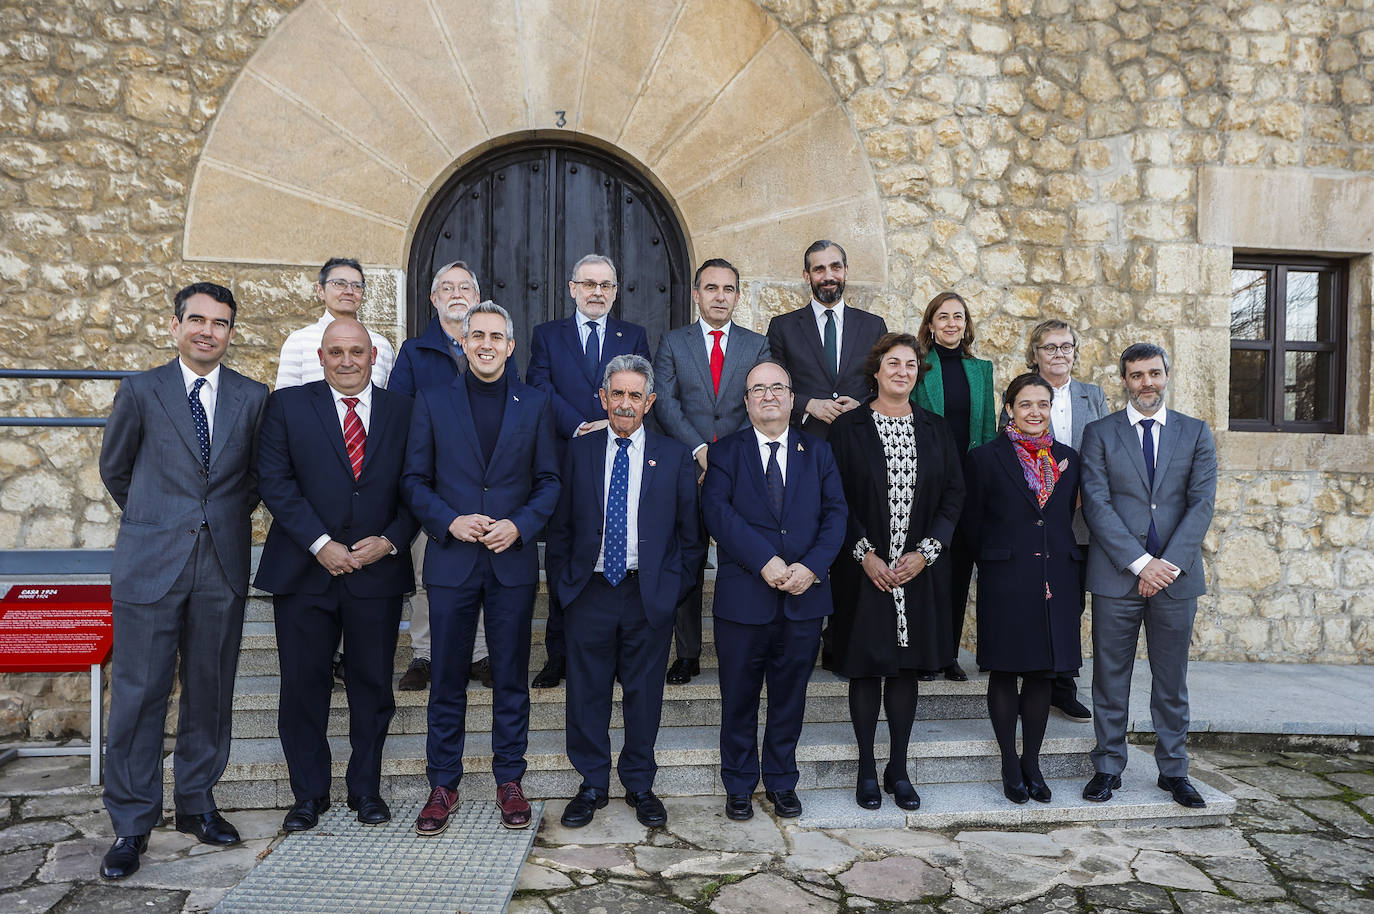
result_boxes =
[963,373,1082,804]
[827,333,965,811]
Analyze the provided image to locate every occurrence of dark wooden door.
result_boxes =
[407,143,690,373]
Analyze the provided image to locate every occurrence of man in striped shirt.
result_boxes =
[275,257,395,390]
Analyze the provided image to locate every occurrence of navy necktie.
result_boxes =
[1140,418,1160,554]
[765,441,784,516]
[822,309,838,384]
[584,320,601,382]
[189,377,210,469]
[604,437,631,586]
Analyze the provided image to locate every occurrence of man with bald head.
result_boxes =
[256,319,418,832]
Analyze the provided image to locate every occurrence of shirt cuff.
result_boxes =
[1128,554,1152,577]
[853,537,875,564]
[308,534,331,556]
[916,537,943,565]
[691,443,707,457]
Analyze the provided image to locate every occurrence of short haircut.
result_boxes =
[694,257,740,288]
[917,290,976,358]
[1119,342,1170,377]
[803,239,847,272]
[862,331,924,395]
[430,260,480,298]
[1024,318,1078,370]
[744,359,792,390]
[571,253,617,282]
[462,300,514,340]
[174,282,237,326]
[602,353,654,396]
[318,257,363,287]
[1003,371,1055,408]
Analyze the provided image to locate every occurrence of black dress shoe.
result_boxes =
[855,777,881,809]
[765,789,802,818]
[1021,761,1051,803]
[532,655,565,688]
[882,767,921,811]
[100,834,148,879]
[470,657,494,689]
[282,797,330,832]
[560,786,608,827]
[1158,774,1206,808]
[943,662,969,682]
[1052,694,1092,721]
[348,794,391,824]
[1002,775,1030,804]
[916,669,939,682]
[1082,771,1122,802]
[724,793,753,821]
[665,657,699,685]
[175,810,241,845]
[625,790,667,827]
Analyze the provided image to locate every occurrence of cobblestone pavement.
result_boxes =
[2,745,1372,913]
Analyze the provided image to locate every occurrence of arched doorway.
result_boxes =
[406,142,691,372]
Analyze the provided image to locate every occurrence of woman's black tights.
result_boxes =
[848,672,919,781]
[987,671,1051,783]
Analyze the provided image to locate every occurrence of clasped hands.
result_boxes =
[761,556,817,594]
[316,536,393,575]
[1137,557,1180,597]
[804,396,860,424]
[861,550,927,593]
[448,514,521,552]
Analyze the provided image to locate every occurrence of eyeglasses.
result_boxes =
[324,279,365,292]
[438,281,476,294]
[746,383,791,399]
[1036,342,1076,355]
[573,280,618,293]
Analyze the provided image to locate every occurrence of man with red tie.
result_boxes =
[651,259,770,684]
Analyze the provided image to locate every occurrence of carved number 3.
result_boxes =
[555,110,567,127]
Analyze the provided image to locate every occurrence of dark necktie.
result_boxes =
[765,441,783,516]
[189,377,210,469]
[1140,418,1160,554]
[584,320,601,382]
[709,329,724,396]
[603,437,631,586]
[823,308,838,385]
[342,396,366,479]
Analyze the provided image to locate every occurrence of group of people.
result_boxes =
[94,239,1216,881]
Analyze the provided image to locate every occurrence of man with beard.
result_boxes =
[1078,343,1217,809]
[765,240,887,440]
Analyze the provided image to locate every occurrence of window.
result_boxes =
[1229,255,1346,433]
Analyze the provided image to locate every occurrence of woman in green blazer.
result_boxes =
[911,291,995,680]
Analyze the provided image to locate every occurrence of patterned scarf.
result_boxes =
[1005,424,1059,508]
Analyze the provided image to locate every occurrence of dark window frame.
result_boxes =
[1229,254,1347,434]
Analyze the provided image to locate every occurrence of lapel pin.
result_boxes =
[797,442,805,452]
[1057,457,1068,471]
[648,459,656,467]
[616,331,623,338]
[513,395,520,402]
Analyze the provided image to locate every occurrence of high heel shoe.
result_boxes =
[882,767,921,811]
[855,777,881,809]
[1002,774,1030,804]
[1021,760,1051,803]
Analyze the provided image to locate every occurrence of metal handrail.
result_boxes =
[0,368,137,427]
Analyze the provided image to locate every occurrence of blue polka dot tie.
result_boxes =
[189,377,210,470]
[604,437,630,586]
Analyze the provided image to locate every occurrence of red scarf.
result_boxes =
[1005,425,1059,508]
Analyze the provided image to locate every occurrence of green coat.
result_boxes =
[912,349,996,451]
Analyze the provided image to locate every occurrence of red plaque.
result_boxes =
[0,584,113,672]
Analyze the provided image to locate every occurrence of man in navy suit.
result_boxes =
[401,301,561,833]
[255,319,417,832]
[652,258,771,684]
[527,254,651,688]
[766,240,888,440]
[702,361,847,821]
[545,354,702,828]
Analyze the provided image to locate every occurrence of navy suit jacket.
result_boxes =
[527,314,651,439]
[401,373,561,588]
[389,316,520,397]
[545,428,703,628]
[702,426,847,623]
[254,382,417,597]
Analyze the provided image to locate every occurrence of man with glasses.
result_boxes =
[526,254,651,688]
[275,257,395,390]
[701,361,846,821]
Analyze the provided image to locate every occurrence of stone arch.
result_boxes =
[183,0,886,285]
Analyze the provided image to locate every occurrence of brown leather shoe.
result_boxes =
[398,658,430,691]
[496,780,531,829]
[414,785,460,836]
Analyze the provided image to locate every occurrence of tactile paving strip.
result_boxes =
[213,797,543,914]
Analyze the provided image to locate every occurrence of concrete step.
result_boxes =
[172,715,1097,809]
[228,663,996,738]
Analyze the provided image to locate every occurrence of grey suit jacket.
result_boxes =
[1079,408,1217,600]
[100,359,270,604]
[652,321,770,452]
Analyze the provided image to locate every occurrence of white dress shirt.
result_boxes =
[700,319,732,355]
[179,360,220,442]
[809,298,846,369]
[1124,402,1175,576]
[753,427,789,483]
[576,312,607,362]
[594,424,646,573]
[274,312,395,390]
[1049,377,1073,446]
[308,383,377,557]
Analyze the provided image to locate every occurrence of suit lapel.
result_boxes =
[309,383,353,477]
[994,435,1045,513]
[1115,414,1152,491]
[741,432,776,519]
[637,433,658,516]
[918,351,945,415]
[560,316,593,384]
[487,384,526,477]
[714,325,749,402]
[600,317,629,376]
[780,429,809,518]
[445,376,486,468]
[964,358,987,446]
[684,323,714,400]
[1069,380,1088,446]
[1150,414,1179,495]
[837,309,864,375]
[357,385,387,479]
[153,361,203,466]
[794,308,830,389]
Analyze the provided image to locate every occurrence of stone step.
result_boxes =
[228,662,995,738]
[171,716,1097,809]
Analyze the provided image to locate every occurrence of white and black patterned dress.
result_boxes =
[873,412,918,651]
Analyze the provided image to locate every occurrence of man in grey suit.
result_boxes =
[97,282,270,878]
[1078,343,1216,809]
[652,258,770,683]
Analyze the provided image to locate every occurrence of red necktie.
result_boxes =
[709,330,724,396]
[342,396,366,479]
